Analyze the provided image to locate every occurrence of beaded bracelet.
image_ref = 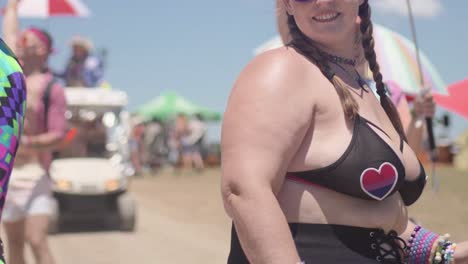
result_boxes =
[410,226,437,264]
[433,235,448,263]
[432,234,455,264]
[407,225,420,263]
[423,233,439,263]
[444,243,457,264]
[428,235,441,263]
[407,226,455,264]
[417,231,435,262]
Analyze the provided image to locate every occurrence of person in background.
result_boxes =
[82,114,107,157]
[180,114,206,172]
[56,36,104,88]
[2,1,67,264]
[167,126,181,170]
[172,114,189,171]
[129,116,146,176]
[142,119,164,169]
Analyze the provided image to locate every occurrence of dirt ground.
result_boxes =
[4,168,231,264]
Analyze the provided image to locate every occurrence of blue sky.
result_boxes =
[11,0,468,141]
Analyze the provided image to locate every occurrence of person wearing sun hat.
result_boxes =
[57,35,105,88]
[2,1,66,264]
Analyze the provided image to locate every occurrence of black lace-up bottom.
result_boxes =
[227,223,408,264]
[369,229,408,263]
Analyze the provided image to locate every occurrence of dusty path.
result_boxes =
[4,168,232,264]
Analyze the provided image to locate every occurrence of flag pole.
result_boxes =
[405,0,438,191]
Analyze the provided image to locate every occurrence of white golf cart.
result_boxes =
[49,88,136,233]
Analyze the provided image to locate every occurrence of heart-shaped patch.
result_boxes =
[360,162,398,201]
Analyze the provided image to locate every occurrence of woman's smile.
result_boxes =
[312,12,341,23]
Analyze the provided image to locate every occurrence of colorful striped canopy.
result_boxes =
[372,24,447,96]
[16,0,90,18]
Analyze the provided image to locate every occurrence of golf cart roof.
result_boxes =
[65,88,128,107]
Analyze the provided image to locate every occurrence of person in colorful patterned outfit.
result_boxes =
[222,1,468,263]
[0,38,26,264]
[1,1,66,264]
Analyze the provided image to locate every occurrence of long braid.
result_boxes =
[359,1,407,140]
[286,15,359,119]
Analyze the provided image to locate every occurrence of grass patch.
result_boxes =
[408,165,468,241]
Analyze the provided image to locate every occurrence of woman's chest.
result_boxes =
[24,76,46,134]
[290,92,421,182]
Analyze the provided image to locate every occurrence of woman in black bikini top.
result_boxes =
[221,1,468,263]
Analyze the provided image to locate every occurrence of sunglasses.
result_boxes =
[18,34,40,51]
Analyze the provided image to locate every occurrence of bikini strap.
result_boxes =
[399,136,404,152]
[360,116,392,139]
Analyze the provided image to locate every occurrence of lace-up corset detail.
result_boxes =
[369,229,408,263]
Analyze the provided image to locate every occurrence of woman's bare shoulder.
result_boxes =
[242,46,322,82]
[229,46,325,106]
[221,47,323,190]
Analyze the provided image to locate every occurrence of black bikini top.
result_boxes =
[287,115,426,206]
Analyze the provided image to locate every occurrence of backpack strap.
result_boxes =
[42,78,63,160]
[42,78,57,129]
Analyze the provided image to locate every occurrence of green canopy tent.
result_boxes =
[136,91,222,122]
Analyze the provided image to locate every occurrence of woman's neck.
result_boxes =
[23,62,48,76]
[318,44,355,65]
[314,30,358,67]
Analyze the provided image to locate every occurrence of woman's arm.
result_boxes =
[221,49,317,264]
[2,0,20,54]
[398,90,435,154]
[455,243,468,264]
[397,97,425,154]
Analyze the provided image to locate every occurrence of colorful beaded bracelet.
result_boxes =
[432,234,455,264]
[406,226,456,264]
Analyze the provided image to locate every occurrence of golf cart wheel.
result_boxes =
[117,192,136,232]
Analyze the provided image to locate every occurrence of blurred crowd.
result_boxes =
[129,113,213,175]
